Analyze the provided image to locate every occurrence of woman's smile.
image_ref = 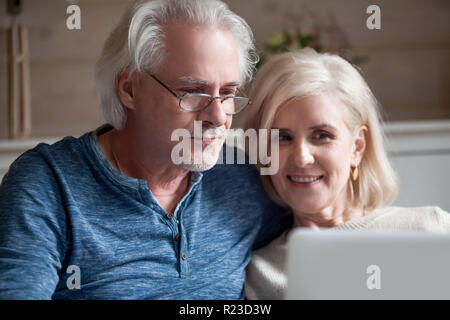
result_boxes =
[287,175,324,187]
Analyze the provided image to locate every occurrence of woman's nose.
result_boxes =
[292,142,314,167]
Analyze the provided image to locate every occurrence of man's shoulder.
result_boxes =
[200,144,287,219]
[1,133,90,187]
[204,144,261,187]
[210,143,257,172]
[36,133,89,161]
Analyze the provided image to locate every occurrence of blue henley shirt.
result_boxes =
[0,125,290,299]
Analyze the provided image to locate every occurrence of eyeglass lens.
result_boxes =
[180,94,249,114]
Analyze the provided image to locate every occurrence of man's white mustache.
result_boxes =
[190,126,227,139]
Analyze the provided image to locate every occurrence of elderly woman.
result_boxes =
[244,48,450,300]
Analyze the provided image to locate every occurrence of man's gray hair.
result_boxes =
[95,0,257,129]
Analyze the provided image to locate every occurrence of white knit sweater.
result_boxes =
[244,206,450,300]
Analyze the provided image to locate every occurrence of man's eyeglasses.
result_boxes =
[147,73,251,115]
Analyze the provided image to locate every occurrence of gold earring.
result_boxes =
[351,166,359,181]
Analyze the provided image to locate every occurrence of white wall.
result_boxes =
[384,121,450,211]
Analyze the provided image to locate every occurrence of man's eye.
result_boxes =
[182,88,202,94]
[221,89,236,96]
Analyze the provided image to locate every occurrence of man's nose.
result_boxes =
[292,141,315,167]
[197,97,228,127]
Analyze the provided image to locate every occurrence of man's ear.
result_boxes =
[116,68,136,110]
[351,125,368,166]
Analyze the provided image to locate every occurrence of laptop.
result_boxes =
[285,228,450,299]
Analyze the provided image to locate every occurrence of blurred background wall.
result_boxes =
[0,0,449,139]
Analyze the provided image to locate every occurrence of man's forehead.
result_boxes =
[158,23,241,87]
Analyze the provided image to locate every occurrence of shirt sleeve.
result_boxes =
[0,149,67,299]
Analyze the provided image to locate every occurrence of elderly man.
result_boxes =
[0,0,289,299]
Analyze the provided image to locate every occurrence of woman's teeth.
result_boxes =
[289,176,322,183]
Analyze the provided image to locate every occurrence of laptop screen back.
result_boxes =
[286,229,450,299]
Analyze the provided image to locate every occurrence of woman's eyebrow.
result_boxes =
[309,123,337,131]
[271,126,290,131]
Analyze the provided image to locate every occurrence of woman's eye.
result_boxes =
[278,134,292,142]
[313,131,333,141]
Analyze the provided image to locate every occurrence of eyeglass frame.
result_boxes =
[145,72,252,115]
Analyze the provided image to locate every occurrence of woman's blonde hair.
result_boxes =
[244,48,398,211]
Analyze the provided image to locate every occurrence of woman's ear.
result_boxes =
[351,125,368,166]
[116,68,136,110]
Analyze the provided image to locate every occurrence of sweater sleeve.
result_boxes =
[245,234,288,300]
[433,206,450,232]
[0,149,67,299]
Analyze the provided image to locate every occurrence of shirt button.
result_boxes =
[166,212,174,219]
[175,234,181,242]
[182,253,187,260]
